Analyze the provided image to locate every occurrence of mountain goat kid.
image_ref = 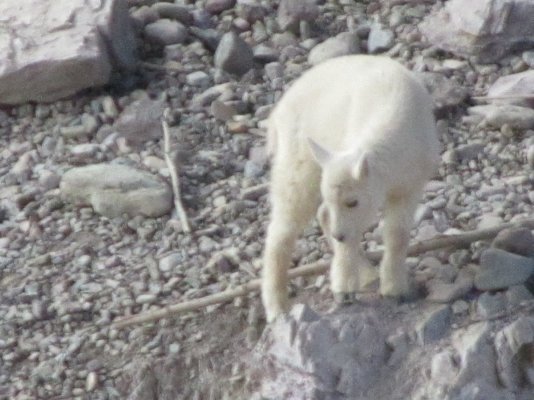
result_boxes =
[262,55,440,322]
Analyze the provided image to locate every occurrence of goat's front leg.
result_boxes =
[380,192,420,299]
[262,162,320,322]
[330,240,363,303]
[262,221,298,322]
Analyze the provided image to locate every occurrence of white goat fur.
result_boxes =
[262,55,440,322]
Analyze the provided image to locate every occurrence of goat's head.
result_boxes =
[308,137,378,244]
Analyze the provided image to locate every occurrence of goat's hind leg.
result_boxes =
[262,161,320,322]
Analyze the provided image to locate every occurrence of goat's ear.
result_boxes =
[307,137,331,166]
[352,152,370,180]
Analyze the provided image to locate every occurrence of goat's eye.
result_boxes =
[345,199,359,208]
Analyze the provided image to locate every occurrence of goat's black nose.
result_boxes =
[333,233,345,242]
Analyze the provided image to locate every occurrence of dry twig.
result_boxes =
[472,95,534,102]
[162,108,191,233]
[112,218,534,329]
[139,61,183,73]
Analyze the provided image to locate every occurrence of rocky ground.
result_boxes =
[1,0,534,399]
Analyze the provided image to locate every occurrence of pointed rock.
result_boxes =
[214,31,254,76]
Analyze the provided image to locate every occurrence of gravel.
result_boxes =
[1,0,534,399]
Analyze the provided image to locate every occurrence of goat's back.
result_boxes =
[269,55,439,183]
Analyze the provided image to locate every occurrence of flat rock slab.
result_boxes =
[468,104,534,130]
[60,163,172,218]
[474,249,534,291]
[488,70,534,103]
[420,0,534,63]
[0,0,137,105]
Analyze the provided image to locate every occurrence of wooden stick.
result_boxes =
[162,108,191,233]
[111,218,534,329]
[139,61,183,73]
[472,95,534,101]
[112,261,329,329]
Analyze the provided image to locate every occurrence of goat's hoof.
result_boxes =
[334,292,357,305]
[381,284,420,304]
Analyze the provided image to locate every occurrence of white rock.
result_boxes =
[70,143,100,158]
[136,293,157,304]
[367,23,395,53]
[60,163,173,218]
[159,252,183,272]
[420,0,534,63]
[102,96,119,118]
[186,71,211,86]
[86,371,98,392]
[143,155,167,171]
[468,104,534,130]
[0,0,136,104]
[60,125,88,139]
[527,144,534,168]
[487,70,534,105]
[144,19,188,45]
[431,351,458,385]
[476,214,502,230]
[10,151,35,179]
[308,32,361,65]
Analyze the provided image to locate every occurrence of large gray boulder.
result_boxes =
[419,0,534,63]
[60,163,173,218]
[0,0,137,105]
[254,304,387,400]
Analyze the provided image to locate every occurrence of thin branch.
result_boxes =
[162,108,191,233]
[472,95,534,101]
[139,61,183,73]
[111,218,534,329]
